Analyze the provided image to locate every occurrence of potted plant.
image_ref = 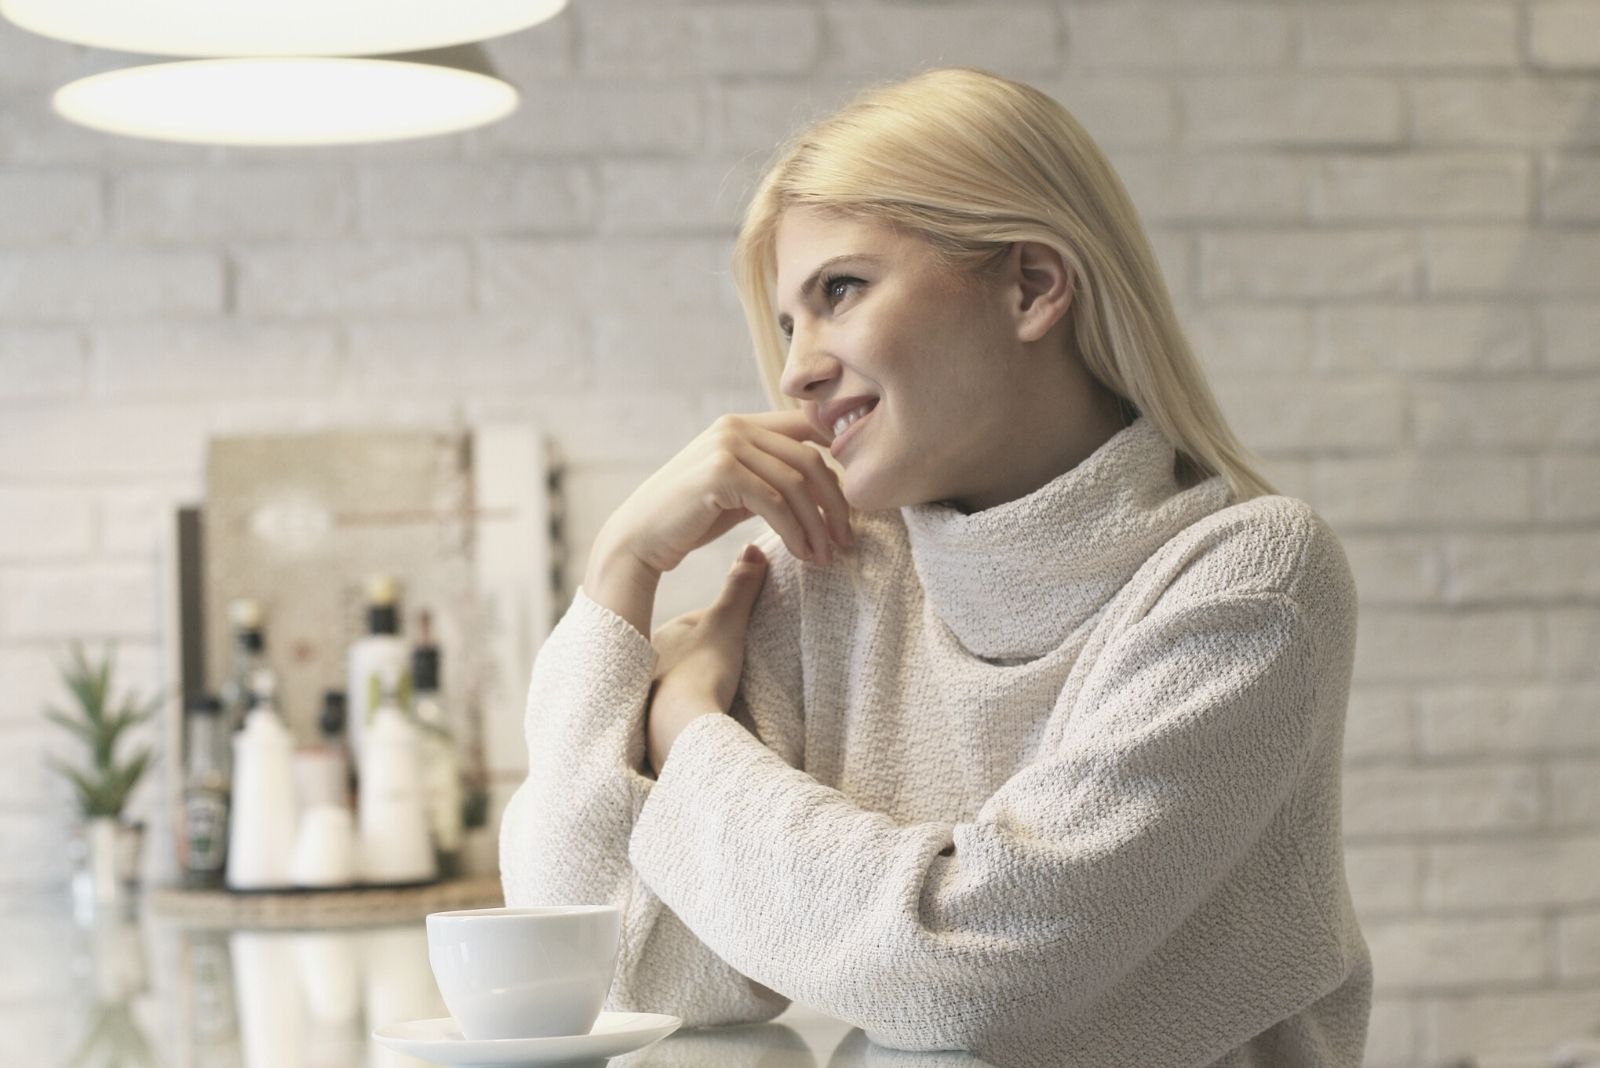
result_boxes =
[42,641,162,919]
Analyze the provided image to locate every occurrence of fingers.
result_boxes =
[713,410,852,564]
[723,448,833,564]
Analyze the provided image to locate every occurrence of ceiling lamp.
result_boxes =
[0,0,566,145]
[51,45,518,147]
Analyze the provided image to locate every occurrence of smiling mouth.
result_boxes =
[830,401,877,457]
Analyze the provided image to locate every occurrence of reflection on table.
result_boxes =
[8,902,999,1068]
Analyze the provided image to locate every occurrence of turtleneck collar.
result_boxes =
[899,415,1235,663]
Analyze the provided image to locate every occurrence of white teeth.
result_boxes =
[832,402,874,437]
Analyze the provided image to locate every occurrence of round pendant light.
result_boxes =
[50,46,519,147]
[0,0,567,57]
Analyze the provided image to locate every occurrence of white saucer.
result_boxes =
[372,1011,682,1066]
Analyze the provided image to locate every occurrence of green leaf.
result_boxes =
[42,706,97,747]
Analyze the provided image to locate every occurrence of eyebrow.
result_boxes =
[776,253,885,333]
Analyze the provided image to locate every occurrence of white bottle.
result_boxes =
[226,671,298,890]
[346,574,411,774]
[357,688,437,885]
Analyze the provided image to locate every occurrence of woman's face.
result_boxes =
[775,206,1118,514]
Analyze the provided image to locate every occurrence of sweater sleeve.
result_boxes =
[626,589,1329,1055]
[497,527,804,1027]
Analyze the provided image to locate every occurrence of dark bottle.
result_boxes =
[182,695,230,889]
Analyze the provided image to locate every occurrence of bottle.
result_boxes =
[181,695,230,889]
[225,670,298,891]
[411,610,464,879]
[356,684,437,885]
[291,691,354,816]
[346,575,411,774]
[219,599,273,776]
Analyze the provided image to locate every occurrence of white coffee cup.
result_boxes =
[425,906,621,1040]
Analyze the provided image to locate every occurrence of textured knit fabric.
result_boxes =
[500,414,1373,1068]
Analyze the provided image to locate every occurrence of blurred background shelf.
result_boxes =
[147,873,503,929]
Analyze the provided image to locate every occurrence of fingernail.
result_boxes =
[741,543,763,564]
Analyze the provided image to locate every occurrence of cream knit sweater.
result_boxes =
[500,415,1373,1068]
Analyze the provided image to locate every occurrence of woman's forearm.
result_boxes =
[581,533,662,640]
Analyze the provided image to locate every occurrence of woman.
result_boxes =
[500,67,1372,1068]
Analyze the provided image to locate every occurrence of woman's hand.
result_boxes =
[596,409,854,577]
[645,543,768,776]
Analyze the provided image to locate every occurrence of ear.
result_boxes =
[1002,240,1075,344]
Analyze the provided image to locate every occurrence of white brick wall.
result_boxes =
[2,3,1598,1064]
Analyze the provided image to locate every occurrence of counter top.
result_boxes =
[0,892,997,1067]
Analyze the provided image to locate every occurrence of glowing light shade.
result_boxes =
[50,47,519,146]
[0,0,567,57]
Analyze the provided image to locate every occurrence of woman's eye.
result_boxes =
[823,275,862,303]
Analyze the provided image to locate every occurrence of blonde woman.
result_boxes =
[501,67,1371,1068]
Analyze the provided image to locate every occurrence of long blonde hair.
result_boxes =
[730,66,1277,503]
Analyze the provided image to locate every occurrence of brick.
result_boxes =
[1037,76,1177,147]
[1542,154,1600,222]
[1199,229,1417,299]
[1550,761,1600,827]
[1363,999,1420,1068]
[476,13,576,84]
[1542,303,1600,370]
[0,647,79,729]
[1343,686,1414,763]
[481,81,702,156]
[1314,456,1535,527]
[1178,305,1313,377]
[357,162,595,237]
[594,307,762,390]
[599,157,767,234]
[817,3,1060,78]
[1064,4,1292,69]
[0,488,93,561]
[1343,764,1540,837]
[1341,534,1446,607]
[1184,76,1404,147]
[345,314,591,391]
[1299,5,1518,70]
[0,249,223,323]
[1555,909,1600,979]
[1529,1,1600,69]
[1448,532,1600,603]
[711,80,866,155]
[0,171,101,244]
[233,242,472,317]
[1312,153,1529,221]
[0,406,201,478]
[0,563,160,641]
[1426,226,1600,296]
[1417,685,1600,758]
[1353,608,1540,683]
[112,168,348,243]
[1345,843,1421,915]
[1414,76,1600,148]
[1212,377,1405,454]
[0,809,71,892]
[1315,304,1537,375]
[1113,150,1304,223]
[89,322,339,398]
[506,391,707,465]
[1427,984,1600,1062]
[1548,608,1600,680]
[693,6,823,76]
[99,478,203,558]
[0,329,84,400]
[478,236,738,318]
[1540,454,1600,521]
[1365,915,1546,991]
[0,90,220,167]
[1425,834,1600,910]
[1415,380,1600,449]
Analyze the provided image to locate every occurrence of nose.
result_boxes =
[778,323,838,401]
